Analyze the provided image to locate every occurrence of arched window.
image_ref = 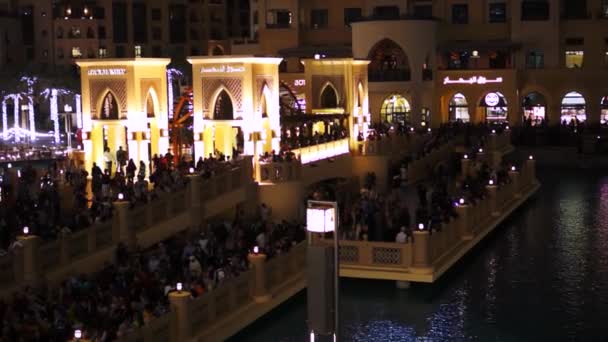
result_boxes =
[560,92,586,124]
[212,46,224,56]
[522,92,547,125]
[367,39,411,82]
[320,84,338,108]
[449,93,469,122]
[146,94,155,118]
[213,90,234,120]
[380,95,410,125]
[480,92,508,122]
[279,83,302,116]
[601,96,608,125]
[100,92,119,120]
[357,82,364,108]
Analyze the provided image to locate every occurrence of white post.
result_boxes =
[13,96,20,143]
[1,100,6,140]
[75,94,82,129]
[51,89,60,144]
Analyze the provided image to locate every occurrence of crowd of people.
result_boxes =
[0,147,241,255]
[0,203,305,341]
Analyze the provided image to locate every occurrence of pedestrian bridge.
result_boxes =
[336,159,539,283]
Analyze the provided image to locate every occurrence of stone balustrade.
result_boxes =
[292,138,350,164]
[258,160,302,183]
[487,130,512,152]
[117,242,306,342]
[354,132,428,157]
[338,158,538,282]
[404,142,454,184]
[0,157,253,293]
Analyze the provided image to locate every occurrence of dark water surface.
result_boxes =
[231,167,608,342]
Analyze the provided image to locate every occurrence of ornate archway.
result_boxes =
[380,94,411,125]
[367,39,411,82]
[320,82,339,108]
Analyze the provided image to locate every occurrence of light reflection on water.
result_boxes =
[231,168,608,342]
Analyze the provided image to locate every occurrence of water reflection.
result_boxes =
[232,168,608,342]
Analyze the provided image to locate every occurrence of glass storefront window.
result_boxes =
[381,95,410,125]
[522,92,547,126]
[560,92,586,124]
[601,96,608,125]
[449,93,469,122]
[481,92,508,123]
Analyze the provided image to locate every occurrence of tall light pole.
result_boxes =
[306,200,339,342]
[64,104,73,150]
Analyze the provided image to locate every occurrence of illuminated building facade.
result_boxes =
[243,0,608,127]
[76,58,171,175]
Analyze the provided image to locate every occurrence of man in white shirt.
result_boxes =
[395,226,407,243]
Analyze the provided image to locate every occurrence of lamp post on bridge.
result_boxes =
[63,104,73,151]
[306,200,339,342]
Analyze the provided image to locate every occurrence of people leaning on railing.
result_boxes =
[0,203,305,341]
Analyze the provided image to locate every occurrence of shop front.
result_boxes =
[436,70,517,125]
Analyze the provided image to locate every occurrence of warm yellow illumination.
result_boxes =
[293,139,349,164]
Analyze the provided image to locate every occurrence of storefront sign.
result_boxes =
[88,68,127,76]
[443,76,503,85]
[294,79,306,87]
[200,65,245,74]
[485,93,500,107]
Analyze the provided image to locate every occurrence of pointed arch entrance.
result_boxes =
[320,83,339,108]
[95,90,127,172]
[601,96,608,125]
[380,94,410,125]
[449,93,470,122]
[522,92,547,125]
[560,91,586,124]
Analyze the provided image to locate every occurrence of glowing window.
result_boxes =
[381,95,410,124]
[565,50,584,68]
[449,93,469,122]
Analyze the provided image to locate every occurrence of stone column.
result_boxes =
[461,157,471,177]
[412,230,432,273]
[17,234,40,285]
[509,169,520,198]
[113,200,135,248]
[169,290,191,342]
[455,204,473,240]
[526,156,536,183]
[488,132,497,151]
[186,175,202,225]
[486,184,499,216]
[248,252,271,303]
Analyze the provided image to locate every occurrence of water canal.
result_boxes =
[231,166,608,342]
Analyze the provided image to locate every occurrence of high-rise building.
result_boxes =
[242,0,608,127]
[3,0,249,71]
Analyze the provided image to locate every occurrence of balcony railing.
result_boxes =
[369,69,411,82]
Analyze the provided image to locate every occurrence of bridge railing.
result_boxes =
[405,142,453,184]
[354,133,428,157]
[292,138,350,164]
[3,157,253,291]
[118,242,306,342]
[258,160,302,183]
[337,240,413,269]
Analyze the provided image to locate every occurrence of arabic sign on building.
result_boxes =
[200,65,245,74]
[443,76,503,85]
[88,68,127,76]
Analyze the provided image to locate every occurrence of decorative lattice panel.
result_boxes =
[89,79,128,119]
[339,245,359,263]
[255,76,274,113]
[140,78,162,112]
[311,75,345,108]
[201,78,243,119]
[372,247,401,265]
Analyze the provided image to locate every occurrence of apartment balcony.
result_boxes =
[369,69,411,82]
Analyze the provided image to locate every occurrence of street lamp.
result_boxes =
[306,200,339,342]
[64,104,73,151]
